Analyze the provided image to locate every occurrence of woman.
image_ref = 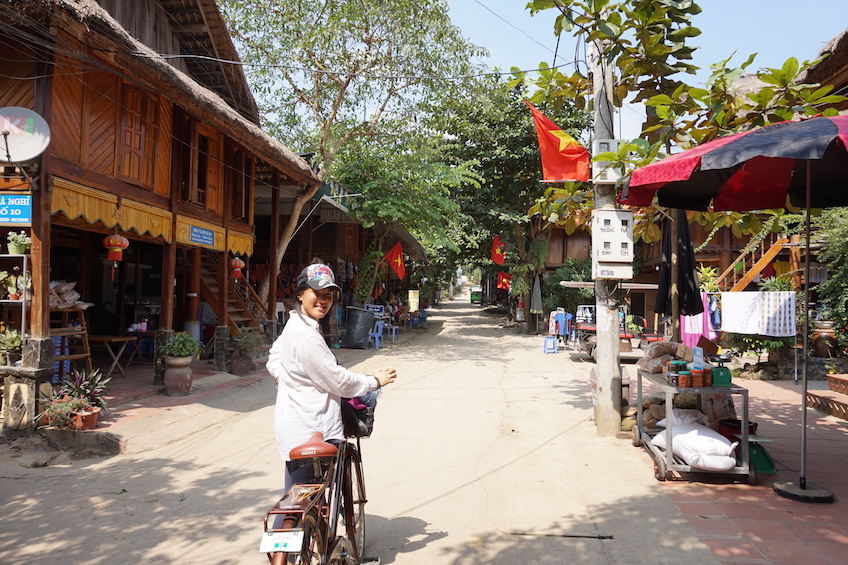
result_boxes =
[267,262,397,490]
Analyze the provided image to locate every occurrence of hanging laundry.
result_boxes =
[719,291,796,337]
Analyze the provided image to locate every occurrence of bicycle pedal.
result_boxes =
[359,558,381,565]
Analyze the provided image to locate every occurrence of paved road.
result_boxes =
[0,294,717,564]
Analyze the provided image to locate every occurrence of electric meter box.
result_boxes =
[592,139,624,183]
[592,209,634,263]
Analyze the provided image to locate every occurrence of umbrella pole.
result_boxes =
[671,210,680,342]
[773,162,834,503]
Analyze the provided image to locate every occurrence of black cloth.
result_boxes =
[655,208,705,317]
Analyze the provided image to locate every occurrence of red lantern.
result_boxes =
[103,234,129,262]
[230,256,245,278]
[103,234,129,281]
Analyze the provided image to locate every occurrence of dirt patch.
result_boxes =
[0,432,76,467]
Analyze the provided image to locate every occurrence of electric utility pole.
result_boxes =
[590,38,622,436]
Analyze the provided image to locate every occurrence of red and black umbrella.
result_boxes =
[621,114,848,503]
[620,114,848,211]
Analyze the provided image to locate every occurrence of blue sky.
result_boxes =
[447,1,848,138]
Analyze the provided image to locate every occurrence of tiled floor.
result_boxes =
[640,378,848,565]
[94,350,848,565]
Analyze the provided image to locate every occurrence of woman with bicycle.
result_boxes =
[268,262,397,491]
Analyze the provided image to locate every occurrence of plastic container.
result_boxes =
[691,369,704,388]
[678,370,692,388]
[703,367,713,387]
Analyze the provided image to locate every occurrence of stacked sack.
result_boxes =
[49,280,94,310]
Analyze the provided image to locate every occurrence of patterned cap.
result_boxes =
[297,263,341,291]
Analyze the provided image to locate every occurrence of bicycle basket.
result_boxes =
[342,394,376,438]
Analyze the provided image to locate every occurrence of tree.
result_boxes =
[521,1,845,241]
[422,74,592,329]
[332,116,481,302]
[219,0,485,300]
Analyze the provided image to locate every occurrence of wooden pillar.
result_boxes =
[160,243,176,330]
[184,247,201,338]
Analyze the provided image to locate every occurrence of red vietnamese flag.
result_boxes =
[491,235,506,265]
[386,241,405,279]
[497,272,511,290]
[523,100,590,182]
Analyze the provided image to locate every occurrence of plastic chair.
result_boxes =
[369,321,385,349]
[543,336,558,354]
[388,324,400,342]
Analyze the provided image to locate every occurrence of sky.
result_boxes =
[446,0,848,138]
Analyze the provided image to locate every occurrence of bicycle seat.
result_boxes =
[289,431,338,460]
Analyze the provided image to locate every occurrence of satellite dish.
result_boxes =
[0,107,51,164]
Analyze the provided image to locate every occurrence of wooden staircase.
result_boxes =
[715,233,801,291]
[199,250,267,338]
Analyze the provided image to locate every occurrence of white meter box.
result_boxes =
[591,209,634,263]
[592,139,623,183]
[593,262,633,280]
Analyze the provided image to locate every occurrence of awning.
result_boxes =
[391,227,427,262]
[52,177,172,241]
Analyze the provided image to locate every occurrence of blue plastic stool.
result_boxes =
[543,336,558,354]
[388,324,400,342]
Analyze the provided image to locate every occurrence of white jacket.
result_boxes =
[267,310,377,461]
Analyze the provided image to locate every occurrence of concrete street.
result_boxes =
[3,291,827,564]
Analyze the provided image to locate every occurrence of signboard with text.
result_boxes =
[0,194,32,225]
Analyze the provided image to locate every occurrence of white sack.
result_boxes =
[651,422,739,471]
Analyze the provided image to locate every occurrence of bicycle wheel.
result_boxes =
[286,509,323,565]
[343,448,366,562]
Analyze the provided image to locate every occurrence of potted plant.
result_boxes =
[40,395,100,430]
[0,268,30,299]
[160,332,204,396]
[6,230,31,255]
[59,367,111,411]
[229,329,264,376]
[0,328,24,365]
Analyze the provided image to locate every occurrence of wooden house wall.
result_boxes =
[39,29,257,235]
[95,0,185,74]
[0,35,37,191]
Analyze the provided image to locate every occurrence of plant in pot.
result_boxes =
[0,328,23,366]
[160,332,204,396]
[59,367,111,412]
[229,329,264,376]
[0,268,30,299]
[39,392,101,430]
[6,230,31,255]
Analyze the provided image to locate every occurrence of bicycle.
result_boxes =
[260,405,374,565]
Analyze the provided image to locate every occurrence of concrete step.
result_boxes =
[807,388,848,421]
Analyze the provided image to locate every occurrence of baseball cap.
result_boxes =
[297,263,341,291]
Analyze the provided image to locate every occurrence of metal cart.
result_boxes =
[633,369,756,485]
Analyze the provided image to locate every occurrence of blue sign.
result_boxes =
[0,194,32,225]
[189,225,215,246]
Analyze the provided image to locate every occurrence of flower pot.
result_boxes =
[8,292,19,301]
[813,321,838,357]
[6,243,28,255]
[163,355,193,396]
[71,406,101,430]
[229,354,253,376]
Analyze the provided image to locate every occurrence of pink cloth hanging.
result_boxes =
[680,292,718,348]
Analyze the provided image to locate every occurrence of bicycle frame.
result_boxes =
[261,436,366,565]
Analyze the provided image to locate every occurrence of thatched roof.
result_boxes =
[797,27,848,110]
[8,0,318,188]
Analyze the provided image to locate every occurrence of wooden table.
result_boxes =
[88,335,137,378]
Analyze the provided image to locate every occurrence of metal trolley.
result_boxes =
[633,370,756,485]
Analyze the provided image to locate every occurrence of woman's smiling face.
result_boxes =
[299,287,335,321]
